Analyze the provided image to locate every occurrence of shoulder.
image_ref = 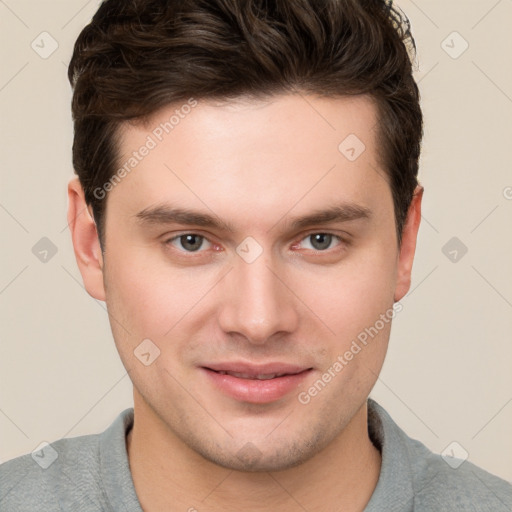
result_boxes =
[367,399,512,512]
[0,432,104,511]
[0,408,135,512]
[408,438,512,511]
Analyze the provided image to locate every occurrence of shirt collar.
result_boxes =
[99,407,142,512]
[364,398,415,511]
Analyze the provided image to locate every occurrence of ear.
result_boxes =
[394,185,424,302]
[67,177,106,301]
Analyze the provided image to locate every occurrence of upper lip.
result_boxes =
[203,361,312,377]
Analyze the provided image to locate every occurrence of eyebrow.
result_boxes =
[134,202,372,233]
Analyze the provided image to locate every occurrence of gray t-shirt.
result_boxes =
[1,399,511,511]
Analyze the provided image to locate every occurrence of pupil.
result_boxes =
[311,233,331,250]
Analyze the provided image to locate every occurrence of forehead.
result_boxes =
[108,94,389,231]
[118,93,379,164]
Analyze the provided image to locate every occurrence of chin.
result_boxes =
[190,427,330,473]
[201,447,308,473]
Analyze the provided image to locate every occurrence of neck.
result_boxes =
[126,393,381,512]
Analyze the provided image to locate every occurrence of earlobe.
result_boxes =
[394,185,424,302]
[67,177,106,301]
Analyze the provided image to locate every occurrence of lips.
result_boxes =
[201,362,312,403]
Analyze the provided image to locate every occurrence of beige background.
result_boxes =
[1,0,511,482]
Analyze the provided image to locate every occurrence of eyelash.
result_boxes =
[164,231,347,257]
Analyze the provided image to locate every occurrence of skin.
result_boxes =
[68,93,423,512]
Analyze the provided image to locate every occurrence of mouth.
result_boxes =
[201,362,313,403]
[211,370,295,380]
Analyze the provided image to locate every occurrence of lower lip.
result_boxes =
[201,368,312,404]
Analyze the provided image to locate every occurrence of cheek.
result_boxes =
[295,243,398,339]
[103,244,221,348]
[103,258,203,392]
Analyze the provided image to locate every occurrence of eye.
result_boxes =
[167,233,212,252]
[296,233,343,251]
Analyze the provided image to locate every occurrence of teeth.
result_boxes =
[253,374,278,380]
[217,371,286,380]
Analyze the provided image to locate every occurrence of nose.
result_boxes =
[217,252,299,345]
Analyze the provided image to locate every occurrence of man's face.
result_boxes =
[97,94,410,471]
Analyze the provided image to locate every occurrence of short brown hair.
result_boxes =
[68,0,422,247]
